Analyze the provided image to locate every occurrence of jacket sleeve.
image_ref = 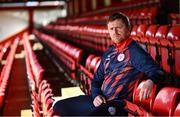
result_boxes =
[130,43,165,84]
[91,57,105,99]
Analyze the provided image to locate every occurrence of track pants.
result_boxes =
[53,95,127,116]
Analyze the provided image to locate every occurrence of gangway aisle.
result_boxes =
[2,48,31,116]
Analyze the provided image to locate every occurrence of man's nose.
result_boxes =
[113,28,118,35]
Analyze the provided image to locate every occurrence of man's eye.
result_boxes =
[117,27,123,29]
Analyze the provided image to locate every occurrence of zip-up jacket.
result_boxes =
[91,38,164,101]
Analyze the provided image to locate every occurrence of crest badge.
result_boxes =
[117,53,125,62]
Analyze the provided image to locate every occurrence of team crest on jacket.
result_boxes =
[117,53,125,62]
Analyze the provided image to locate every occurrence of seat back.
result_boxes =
[152,87,180,116]
[174,102,180,116]
[89,56,101,74]
[136,24,148,38]
[156,26,171,73]
[167,26,180,77]
[136,24,148,50]
[85,54,95,70]
[145,25,159,60]
[133,80,157,111]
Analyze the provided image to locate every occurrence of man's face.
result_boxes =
[107,19,130,44]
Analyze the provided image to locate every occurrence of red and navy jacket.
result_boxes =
[91,38,164,101]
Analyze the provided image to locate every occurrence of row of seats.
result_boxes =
[34,30,83,80]
[78,55,180,116]
[131,25,180,84]
[55,0,160,25]
[38,80,54,116]
[0,38,19,111]
[65,6,158,25]
[23,32,44,88]
[42,24,112,53]
[23,32,55,116]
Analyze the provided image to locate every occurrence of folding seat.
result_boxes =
[152,87,180,116]
[137,8,149,25]
[85,76,93,95]
[130,25,139,41]
[156,25,170,73]
[89,56,101,74]
[167,25,180,41]
[32,103,41,117]
[0,42,11,61]
[146,7,158,25]
[136,24,148,50]
[166,26,180,83]
[133,80,157,111]
[129,10,138,25]
[174,102,180,116]
[85,56,100,94]
[43,97,54,116]
[145,25,159,61]
[136,24,148,41]
[78,55,95,94]
[169,13,180,25]
[39,84,50,101]
[31,91,41,117]
[73,49,83,65]
[85,54,96,71]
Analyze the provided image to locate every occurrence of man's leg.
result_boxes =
[53,95,94,116]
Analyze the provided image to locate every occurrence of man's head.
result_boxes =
[107,12,131,44]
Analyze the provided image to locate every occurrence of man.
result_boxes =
[53,12,164,116]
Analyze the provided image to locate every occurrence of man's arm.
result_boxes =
[91,57,107,106]
[91,57,105,99]
[130,42,165,100]
[130,42,165,84]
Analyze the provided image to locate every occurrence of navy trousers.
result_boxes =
[53,95,127,116]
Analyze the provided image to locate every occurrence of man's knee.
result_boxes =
[53,101,63,115]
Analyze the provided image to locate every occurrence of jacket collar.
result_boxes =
[114,38,133,52]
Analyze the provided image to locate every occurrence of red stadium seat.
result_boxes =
[167,26,180,77]
[169,13,180,25]
[85,54,96,71]
[174,102,180,116]
[136,24,148,50]
[167,25,180,41]
[145,25,159,61]
[136,24,148,38]
[152,87,180,116]
[89,56,101,74]
[74,49,83,64]
[133,80,157,111]
[156,26,171,73]
[144,25,159,54]
[130,25,140,42]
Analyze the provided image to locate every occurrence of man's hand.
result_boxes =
[139,79,154,101]
[93,95,106,107]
